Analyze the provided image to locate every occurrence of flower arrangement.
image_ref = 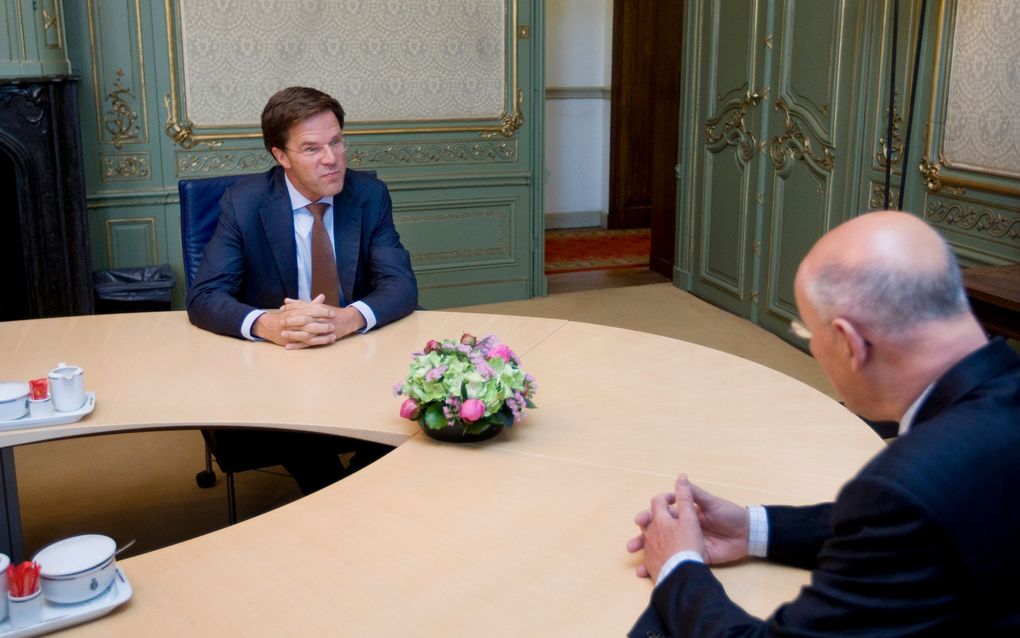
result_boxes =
[394,333,537,439]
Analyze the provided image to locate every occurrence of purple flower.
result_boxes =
[460,398,485,422]
[425,365,447,382]
[443,396,462,424]
[399,398,420,420]
[470,356,494,380]
[392,382,405,397]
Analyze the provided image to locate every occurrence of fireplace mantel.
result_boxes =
[0,75,92,319]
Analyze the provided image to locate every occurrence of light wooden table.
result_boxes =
[0,311,882,636]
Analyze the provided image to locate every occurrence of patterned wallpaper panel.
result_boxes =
[942,0,1020,177]
[178,0,506,126]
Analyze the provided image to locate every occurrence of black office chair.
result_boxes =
[179,174,272,524]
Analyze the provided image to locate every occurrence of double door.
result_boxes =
[678,0,872,340]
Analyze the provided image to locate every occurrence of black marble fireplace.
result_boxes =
[0,76,92,320]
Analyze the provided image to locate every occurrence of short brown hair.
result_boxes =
[260,86,346,155]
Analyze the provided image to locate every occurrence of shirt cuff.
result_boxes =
[241,309,266,341]
[349,300,376,332]
[747,505,769,558]
[655,550,704,586]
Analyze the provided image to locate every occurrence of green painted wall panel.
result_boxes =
[62,0,543,311]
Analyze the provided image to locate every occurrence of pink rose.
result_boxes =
[424,339,441,353]
[460,333,477,347]
[460,398,485,422]
[399,398,420,420]
[488,344,513,363]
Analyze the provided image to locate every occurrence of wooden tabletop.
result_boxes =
[0,311,882,636]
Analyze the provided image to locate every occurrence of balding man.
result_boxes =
[628,212,1020,636]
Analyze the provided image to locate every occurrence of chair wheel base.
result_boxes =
[195,470,217,488]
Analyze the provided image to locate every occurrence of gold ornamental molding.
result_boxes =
[105,69,141,149]
[162,0,525,149]
[705,87,764,166]
[868,183,900,211]
[87,0,149,146]
[769,98,834,175]
[101,153,150,181]
[924,200,1020,243]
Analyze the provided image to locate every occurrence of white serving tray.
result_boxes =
[0,393,96,432]
[0,566,132,637]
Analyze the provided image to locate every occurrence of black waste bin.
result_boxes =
[93,264,176,314]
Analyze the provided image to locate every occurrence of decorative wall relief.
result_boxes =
[101,152,150,180]
[942,0,1020,177]
[347,140,517,168]
[925,199,1020,243]
[86,0,150,147]
[176,0,505,125]
[104,69,141,149]
[705,87,764,166]
[177,149,275,177]
[0,85,47,131]
[868,183,900,210]
[769,98,834,175]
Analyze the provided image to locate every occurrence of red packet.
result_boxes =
[29,378,49,401]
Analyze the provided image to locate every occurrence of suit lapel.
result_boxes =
[333,178,362,306]
[259,168,299,299]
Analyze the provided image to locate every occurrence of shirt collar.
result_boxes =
[283,173,333,212]
[898,383,936,435]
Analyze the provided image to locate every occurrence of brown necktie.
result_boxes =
[307,202,340,306]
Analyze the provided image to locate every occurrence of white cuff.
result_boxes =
[349,300,376,332]
[747,505,769,558]
[655,550,704,586]
[241,310,266,341]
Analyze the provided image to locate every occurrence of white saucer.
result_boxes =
[0,393,96,431]
[0,566,132,637]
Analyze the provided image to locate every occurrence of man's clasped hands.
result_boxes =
[627,474,753,582]
[252,293,367,350]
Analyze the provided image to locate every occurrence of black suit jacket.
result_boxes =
[632,339,1020,637]
[186,166,417,338]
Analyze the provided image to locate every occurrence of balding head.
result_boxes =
[797,211,969,339]
[793,211,987,422]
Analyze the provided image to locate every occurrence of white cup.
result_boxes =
[28,398,55,418]
[0,553,9,622]
[48,363,85,412]
[7,589,42,628]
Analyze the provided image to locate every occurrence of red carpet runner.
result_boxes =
[544,228,651,273]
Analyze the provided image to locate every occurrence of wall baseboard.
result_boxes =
[545,210,606,229]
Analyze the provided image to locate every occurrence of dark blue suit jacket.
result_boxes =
[632,339,1020,637]
[186,166,417,338]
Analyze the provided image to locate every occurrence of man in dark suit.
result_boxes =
[186,86,417,493]
[628,211,1019,636]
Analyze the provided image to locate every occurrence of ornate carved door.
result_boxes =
[680,0,769,319]
[679,0,868,336]
[756,0,868,337]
